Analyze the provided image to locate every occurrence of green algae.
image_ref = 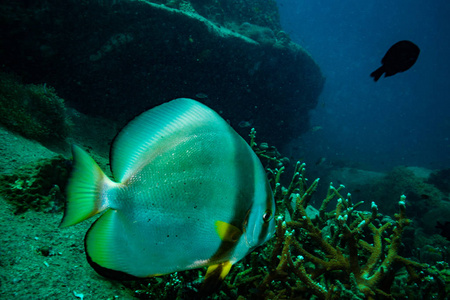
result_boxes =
[0,72,71,143]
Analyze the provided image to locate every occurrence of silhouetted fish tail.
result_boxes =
[370,66,384,82]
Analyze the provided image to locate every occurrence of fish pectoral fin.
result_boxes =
[214,220,242,243]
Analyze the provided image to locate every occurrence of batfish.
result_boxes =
[60,98,276,286]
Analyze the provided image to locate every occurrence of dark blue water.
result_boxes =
[277,0,450,171]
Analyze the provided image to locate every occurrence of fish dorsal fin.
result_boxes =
[111,98,228,182]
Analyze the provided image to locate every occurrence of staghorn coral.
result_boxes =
[256,189,424,299]
[223,131,442,299]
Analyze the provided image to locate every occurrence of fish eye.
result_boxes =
[262,210,273,223]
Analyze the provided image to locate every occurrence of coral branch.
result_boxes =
[252,166,428,299]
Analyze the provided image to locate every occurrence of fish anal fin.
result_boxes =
[87,255,140,281]
[85,209,133,280]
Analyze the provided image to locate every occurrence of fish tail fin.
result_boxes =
[60,145,115,228]
[370,66,384,82]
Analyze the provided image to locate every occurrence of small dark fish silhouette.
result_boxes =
[371,40,420,81]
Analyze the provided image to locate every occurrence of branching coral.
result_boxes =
[236,131,436,299]
[261,196,419,299]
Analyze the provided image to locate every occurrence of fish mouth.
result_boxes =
[244,220,271,249]
[243,221,256,249]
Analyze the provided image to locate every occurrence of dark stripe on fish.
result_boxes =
[209,127,255,261]
[257,179,274,244]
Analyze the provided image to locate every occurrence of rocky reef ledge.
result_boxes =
[0,0,324,146]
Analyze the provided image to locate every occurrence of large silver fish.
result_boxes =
[60,98,275,284]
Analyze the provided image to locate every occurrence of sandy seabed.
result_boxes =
[0,111,138,299]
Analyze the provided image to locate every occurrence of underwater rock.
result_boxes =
[328,167,385,188]
[422,202,450,235]
[0,0,324,147]
[0,72,71,144]
[235,22,277,46]
[352,166,444,217]
[405,166,433,180]
[188,0,282,32]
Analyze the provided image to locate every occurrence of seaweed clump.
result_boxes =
[0,72,71,143]
[0,155,71,214]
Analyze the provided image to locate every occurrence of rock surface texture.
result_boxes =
[0,0,324,145]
